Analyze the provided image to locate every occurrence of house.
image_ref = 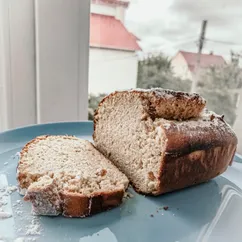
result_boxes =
[171,50,226,81]
[89,0,141,94]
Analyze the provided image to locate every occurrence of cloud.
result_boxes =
[126,0,242,58]
[169,0,241,26]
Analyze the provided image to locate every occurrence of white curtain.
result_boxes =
[0,0,90,131]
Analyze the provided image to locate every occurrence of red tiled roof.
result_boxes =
[90,13,141,51]
[180,50,226,72]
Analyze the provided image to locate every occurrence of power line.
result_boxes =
[206,38,242,46]
[138,39,197,60]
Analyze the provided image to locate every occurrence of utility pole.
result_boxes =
[191,20,207,93]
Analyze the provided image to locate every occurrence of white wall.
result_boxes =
[116,5,126,23]
[91,3,116,16]
[91,2,126,23]
[89,47,138,94]
[171,52,193,80]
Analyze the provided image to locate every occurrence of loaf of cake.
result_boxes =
[17,135,129,217]
[93,88,238,195]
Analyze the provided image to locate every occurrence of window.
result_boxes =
[0,0,242,156]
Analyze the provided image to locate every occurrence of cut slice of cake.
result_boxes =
[93,88,238,195]
[17,135,129,217]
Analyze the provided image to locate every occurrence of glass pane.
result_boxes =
[88,0,242,155]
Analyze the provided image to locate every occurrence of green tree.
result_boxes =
[197,63,242,125]
[88,93,107,120]
[137,53,191,92]
[198,64,242,90]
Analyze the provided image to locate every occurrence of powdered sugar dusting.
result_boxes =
[7,186,18,194]
[13,197,42,240]
[14,238,25,242]
[0,211,12,219]
[156,126,164,137]
[25,218,41,236]
[123,191,134,200]
[154,110,235,139]
[18,187,27,196]
[12,152,21,159]
[163,123,171,129]
[0,176,17,220]
[127,87,206,103]
[0,159,42,241]
[153,88,205,102]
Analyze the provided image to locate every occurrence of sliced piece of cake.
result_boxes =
[17,135,129,217]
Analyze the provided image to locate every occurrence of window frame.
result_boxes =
[0,0,90,131]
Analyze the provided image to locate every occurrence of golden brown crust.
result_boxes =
[153,116,238,195]
[156,145,237,195]
[60,190,124,217]
[162,117,237,156]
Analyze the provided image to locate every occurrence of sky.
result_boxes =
[125,0,242,61]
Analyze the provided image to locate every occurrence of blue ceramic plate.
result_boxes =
[0,122,242,242]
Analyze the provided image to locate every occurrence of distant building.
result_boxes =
[89,0,141,94]
[171,50,226,81]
